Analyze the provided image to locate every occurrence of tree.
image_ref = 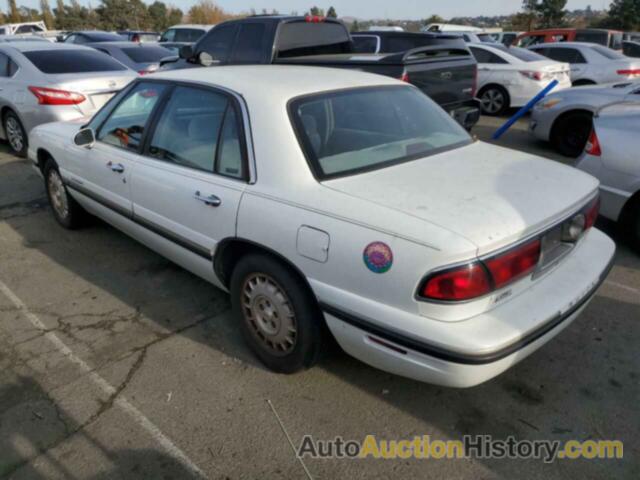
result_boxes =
[96,0,151,30]
[187,0,233,24]
[8,0,21,22]
[608,0,640,30]
[41,0,55,29]
[54,0,67,29]
[309,6,324,16]
[521,0,539,30]
[326,6,337,18]
[537,0,567,28]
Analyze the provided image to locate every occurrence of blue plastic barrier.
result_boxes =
[492,79,559,140]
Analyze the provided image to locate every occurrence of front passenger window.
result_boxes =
[98,82,166,152]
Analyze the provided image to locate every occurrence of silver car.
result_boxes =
[0,42,136,155]
[530,81,640,157]
[576,102,640,248]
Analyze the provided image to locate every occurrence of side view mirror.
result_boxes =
[74,128,95,148]
[197,51,219,67]
[179,44,194,59]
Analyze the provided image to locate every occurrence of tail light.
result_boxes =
[304,15,325,23]
[420,239,542,301]
[519,70,548,81]
[484,239,541,289]
[28,86,86,105]
[585,129,601,156]
[421,263,491,301]
[138,70,150,75]
[400,71,410,83]
[584,196,600,230]
[617,69,640,76]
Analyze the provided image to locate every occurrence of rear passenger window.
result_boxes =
[352,36,378,53]
[0,53,9,77]
[232,23,266,63]
[98,82,166,152]
[148,86,244,178]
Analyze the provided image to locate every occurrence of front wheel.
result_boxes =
[44,161,86,229]
[4,111,27,157]
[479,86,510,116]
[230,254,324,373]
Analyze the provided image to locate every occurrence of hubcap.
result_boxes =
[241,273,297,355]
[48,170,69,219]
[5,117,23,152]
[481,89,505,114]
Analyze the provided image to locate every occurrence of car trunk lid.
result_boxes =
[322,141,599,255]
[49,72,136,115]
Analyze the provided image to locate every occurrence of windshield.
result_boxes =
[290,86,471,179]
[590,45,625,59]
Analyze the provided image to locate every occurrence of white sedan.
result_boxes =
[29,66,615,387]
[529,42,640,86]
[469,43,571,115]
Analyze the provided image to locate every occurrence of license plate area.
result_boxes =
[535,224,575,277]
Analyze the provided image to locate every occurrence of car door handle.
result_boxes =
[194,191,221,207]
[107,161,125,173]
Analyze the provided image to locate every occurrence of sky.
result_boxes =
[16,0,612,20]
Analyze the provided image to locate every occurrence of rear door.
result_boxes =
[64,81,168,216]
[131,84,249,263]
[544,47,587,80]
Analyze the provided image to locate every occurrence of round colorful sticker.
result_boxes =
[363,242,393,274]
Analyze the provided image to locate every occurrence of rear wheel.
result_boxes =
[551,111,593,158]
[620,197,640,252]
[4,111,27,157]
[44,160,86,229]
[479,85,510,116]
[230,253,324,373]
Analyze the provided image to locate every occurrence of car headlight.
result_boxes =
[535,97,563,110]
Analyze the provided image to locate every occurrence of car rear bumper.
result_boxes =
[321,228,615,387]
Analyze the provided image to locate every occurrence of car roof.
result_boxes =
[151,65,401,99]
[167,24,213,30]
[0,41,93,52]
[71,31,123,39]
[87,41,165,48]
[529,42,599,48]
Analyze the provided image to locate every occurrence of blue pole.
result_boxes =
[492,79,559,140]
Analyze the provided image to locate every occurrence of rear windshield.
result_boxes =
[162,28,205,43]
[496,45,548,62]
[590,45,625,59]
[277,21,352,57]
[23,50,128,73]
[122,46,171,63]
[290,86,471,179]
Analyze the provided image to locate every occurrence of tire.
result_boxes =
[479,85,510,116]
[550,111,593,158]
[620,197,640,253]
[44,160,86,229]
[4,110,27,157]
[230,253,324,373]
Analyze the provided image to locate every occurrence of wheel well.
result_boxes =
[36,148,55,173]
[0,106,14,122]
[478,83,509,97]
[214,238,316,296]
[619,189,640,226]
[550,109,593,139]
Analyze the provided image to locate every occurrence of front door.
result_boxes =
[64,81,168,216]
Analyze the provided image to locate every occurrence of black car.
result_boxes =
[63,31,124,44]
[87,41,173,74]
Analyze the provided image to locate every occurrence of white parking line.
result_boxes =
[605,280,640,296]
[0,279,207,479]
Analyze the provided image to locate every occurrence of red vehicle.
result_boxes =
[516,28,623,50]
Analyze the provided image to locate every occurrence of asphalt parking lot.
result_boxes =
[0,115,638,479]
